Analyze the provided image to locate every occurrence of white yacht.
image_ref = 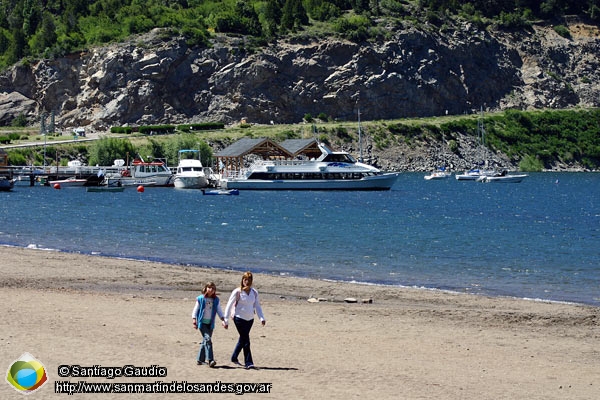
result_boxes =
[173,150,209,189]
[221,143,399,191]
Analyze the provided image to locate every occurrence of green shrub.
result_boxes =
[6,151,27,165]
[312,3,341,22]
[380,0,405,15]
[87,137,136,166]
[274,130,300,141]
[498,11,531,29]
[110,126,133,134]
[177,123,225,131]
[333,127,352,142]
[519,155,544,171]
[11,113,28,127]
[424,124,443,141]
[138,125,176,135]
[553,25,571,39]
[448,139,459,154]
[440,119,476,135]
[388,123,424,138]
[333,15,371,41]
[318,134,330,145]
[182,27,210,47]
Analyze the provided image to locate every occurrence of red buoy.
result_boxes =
[53,183,61,189]
[137,185,144,193]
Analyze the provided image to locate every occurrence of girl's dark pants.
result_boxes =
[232,317,254,367]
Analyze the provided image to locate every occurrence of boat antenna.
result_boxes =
[312,124,319,143]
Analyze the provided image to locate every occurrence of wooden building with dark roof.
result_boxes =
[215,138,292,173]
[0,148,8,167]
[215,138,323,174]
[279,139,322,159]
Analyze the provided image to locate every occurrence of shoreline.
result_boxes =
[3,244,597,308]
[2,246,598,399]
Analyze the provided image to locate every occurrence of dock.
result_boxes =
[8,165,120,186]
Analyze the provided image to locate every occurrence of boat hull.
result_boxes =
[202,189,239,195]
[173,175,209,189]
[479,174,528,183]
[222,173,400,191]
[424,173,450,180]
[455,170,498,180]
[106,176,172,187]
[48,178,88,187]
[455,173,481,180]
[0,177,15,191]
[86,186,125,192]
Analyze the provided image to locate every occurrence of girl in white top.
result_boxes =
[223,272,266,369]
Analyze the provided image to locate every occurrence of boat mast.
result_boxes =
[478,106,486,168]
[358,107,363,163]
[41,112,47,169]
[479,106,485,147]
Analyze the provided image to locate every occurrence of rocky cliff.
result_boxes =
[1,19,599,133]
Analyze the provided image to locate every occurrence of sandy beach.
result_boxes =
[1,246,598,399]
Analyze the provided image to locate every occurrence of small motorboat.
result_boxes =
[0,176,15,191]
[424,171,450,180]
[424,167,450,180]
[201,188,240,196]
[455,168,498,181]
[477,173,528,183]
[48,176,88,187]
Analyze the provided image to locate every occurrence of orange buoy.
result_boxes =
[137,185,144,193]
[53,183,61,189]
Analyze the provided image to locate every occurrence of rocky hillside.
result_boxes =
[0,18,599,135]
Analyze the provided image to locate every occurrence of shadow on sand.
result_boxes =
[212,365,298,371]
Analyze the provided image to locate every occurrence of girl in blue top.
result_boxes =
[192,282,225,367]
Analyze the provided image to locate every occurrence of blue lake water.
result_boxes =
[2,172,599,306]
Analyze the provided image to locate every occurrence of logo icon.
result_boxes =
[6,353,48,394]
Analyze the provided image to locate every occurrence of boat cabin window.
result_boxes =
[247,172,372,180]
[137,164,168,173]
[321,153,356,163]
